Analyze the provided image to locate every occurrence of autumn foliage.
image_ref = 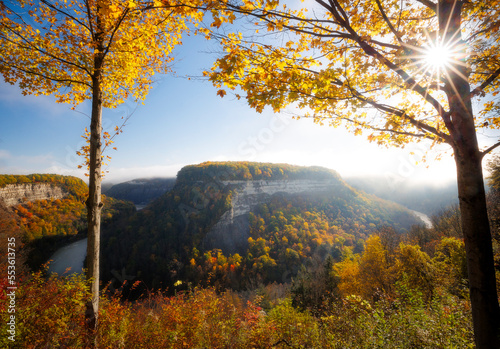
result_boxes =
[206,1,500,345]
[0,0,222,328]
[0,232,474,348]
[2,169,494,348]
[99,162,420,291]
[0,174,134,272]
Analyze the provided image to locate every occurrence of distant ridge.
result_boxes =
[104,177,176,205]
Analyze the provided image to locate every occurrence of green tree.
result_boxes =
[207,0,500,345]
[0,0,206,330]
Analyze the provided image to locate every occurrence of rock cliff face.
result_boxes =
[203,179,346,254]
[0,183,67,207]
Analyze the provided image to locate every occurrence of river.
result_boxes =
[46,209,432,276]
[47,238,87,276]
[410,210,433,228]
[47,206,145,276]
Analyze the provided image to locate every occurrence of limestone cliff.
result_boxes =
[0,183,67,207]
[203,179,347,254]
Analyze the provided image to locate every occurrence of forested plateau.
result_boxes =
[99,162,423,292]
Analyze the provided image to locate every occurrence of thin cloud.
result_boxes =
[103,164,187,183]
[0,81,78,119]
[0,150,11,159]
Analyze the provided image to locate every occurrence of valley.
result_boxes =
[98,162,428,291]
[0,174,135,272]
[0,163,445,288]
[0,162,489,348]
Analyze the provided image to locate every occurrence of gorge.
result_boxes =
[0,165,433,291]
[202,177,411,254]
[100,162,425,289]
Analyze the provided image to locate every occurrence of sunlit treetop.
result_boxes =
[0,0,212,108]
[206,0,500,153]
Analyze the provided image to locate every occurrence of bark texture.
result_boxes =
[455,152,500,348]
[440,1,500,346]
[85,74,103,331]
[85,15,105,331]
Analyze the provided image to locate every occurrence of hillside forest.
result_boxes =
[0,174,134,272]
[0,162,499,347]
[99,162,420,292]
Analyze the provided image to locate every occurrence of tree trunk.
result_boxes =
[85,15,105,330]
[439,1,500,346]
[455,149,500,348]
[85,70,103,331]
[449,69,500,349]
[450,70,500,349]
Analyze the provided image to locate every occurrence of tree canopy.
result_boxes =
[208,0,500,153]
[0,0,205,108]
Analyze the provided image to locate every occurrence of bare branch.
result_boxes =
[102,6,130,59]
[374,0,404,43]
[343,116,428,138]
[321,0,447,123]
[257,58,450,144]
[315,0,335,14]
[369,38,401,51]
[0,60,91,88]
[349,87,451,143]
[0,25,92,77]
[83,0,95,42]
[40,0,91,32]
[481,141,500,159]
[471,67,500,97]
[302,110,430,140]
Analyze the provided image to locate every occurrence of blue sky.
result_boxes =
[0,30,460,186]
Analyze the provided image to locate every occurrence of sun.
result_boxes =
[423,44,453,69]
